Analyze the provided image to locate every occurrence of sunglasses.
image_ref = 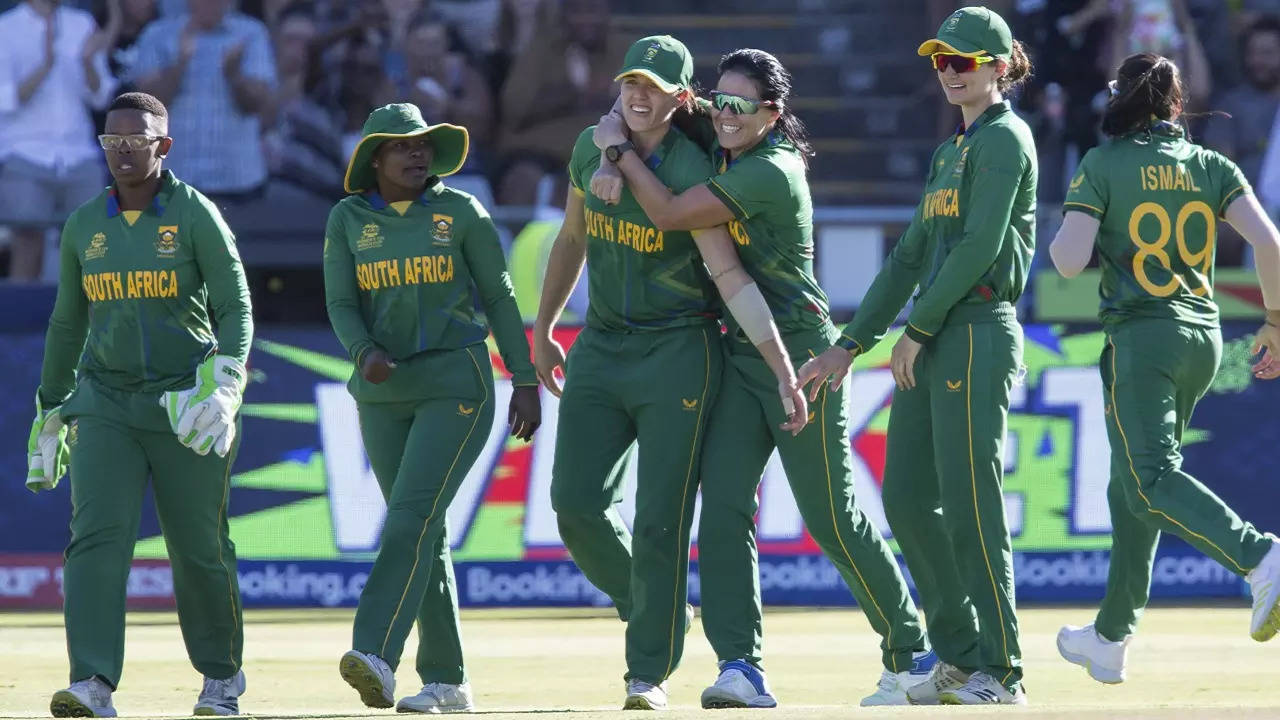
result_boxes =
[97,134,164,151]
[931,53,996,74]
[708,90,778,115]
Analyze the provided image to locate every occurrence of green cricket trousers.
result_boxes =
[881,302,1023,689]
[1094,319,1273,641]
[351,345,494,683]
[551,324,722,684]
[61,381,243,689]
[698,329,927,673]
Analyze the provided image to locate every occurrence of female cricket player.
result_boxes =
[532,35,806,710]
[325,103,541,714]
[591,48,934,708]
[799,6,1035,705]
[27,92,253,717]
[1050,53,1280,684]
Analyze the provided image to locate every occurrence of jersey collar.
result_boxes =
[953,100,1011,144]
[715,130,785,173]
[363,177,442,211]
[105,170,178,218]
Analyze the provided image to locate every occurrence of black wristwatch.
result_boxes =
[605,140,635,163]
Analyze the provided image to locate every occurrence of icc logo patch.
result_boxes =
[156,226,179,257]
[432,214,453,245]
[358,223,384,251]
[86,232,108,260]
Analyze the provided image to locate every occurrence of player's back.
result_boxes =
[1065,123,1251,328]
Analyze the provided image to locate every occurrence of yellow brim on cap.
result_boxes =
[917,39,987,57]
[613,69,682,94]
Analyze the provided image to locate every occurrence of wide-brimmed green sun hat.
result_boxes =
[343,103,469,193]
[917,6,1013,60]
[613,35,694,93]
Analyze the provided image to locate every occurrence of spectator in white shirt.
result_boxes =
[0,0,116,281]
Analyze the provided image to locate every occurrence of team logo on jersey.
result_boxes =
[432,214,454,245]
[681,397,699,411]
[86,232,108,261]
[952,146,969,176]
[1070,172,1086,190]
[156,226,179,257]
[66,420,78,447]
[358,223,383,251]
[457,403,475,417]
[946,379,963,392]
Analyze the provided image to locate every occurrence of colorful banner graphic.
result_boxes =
[1,323,1275,608]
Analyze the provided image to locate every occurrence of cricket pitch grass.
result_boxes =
[1,606,1277,719]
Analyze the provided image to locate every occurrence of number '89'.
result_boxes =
[1127,200,1215,298]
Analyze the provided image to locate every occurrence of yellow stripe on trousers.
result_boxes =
[820,384,897,672]
[663,329,710,680]
[1106,337,1246,575]
[966,324,1013,685]
[380,346,489,657]
[216,449,240,670]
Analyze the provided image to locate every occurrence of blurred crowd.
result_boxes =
[7,0,1280,279]
[1000,0,1280,266]
[0,0,625,279]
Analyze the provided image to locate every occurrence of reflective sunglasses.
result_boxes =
[931,53,996,74]
[708,90,778,115]
[97,134,164,151]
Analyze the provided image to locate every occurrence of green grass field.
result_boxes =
[1,606,1277,719]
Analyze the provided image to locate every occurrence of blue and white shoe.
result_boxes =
[700,659,777,709]
[861,649,938,706]
[193,670,246,716]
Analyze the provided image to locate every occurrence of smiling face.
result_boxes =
[711,70,778,154]
[618,73,683,135]
[936,56,1004,108]
[373,135,434,195]
[103,108,171,188]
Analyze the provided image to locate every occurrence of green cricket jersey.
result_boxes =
[704,131,836,353]
[840,101,1037,352]
[568,126,720,332]
[39,170,253,408]
[323,180,537,390]
[1064,122,1248,328]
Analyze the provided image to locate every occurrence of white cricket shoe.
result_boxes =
[50,677,117,718]
[623,679,668,710]
[396,682,474,713]
[938,671,1027,705]
[700,659,777,709]
[193,670,246,715]
[1248,539,1280,641]
[1057,623,1129,683]
[861,649,938,706]
[340,650,395,708]
[905,660,969,705]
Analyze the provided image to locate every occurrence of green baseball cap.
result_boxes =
[343,103,469,194]
[613,35,694,94]
[917,6,1013,61]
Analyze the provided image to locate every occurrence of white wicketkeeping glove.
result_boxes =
[160,355,247,457]
[27,392,69,492]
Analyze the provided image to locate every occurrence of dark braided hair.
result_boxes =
[717,48,814,168]
[1101,53,1183,137]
